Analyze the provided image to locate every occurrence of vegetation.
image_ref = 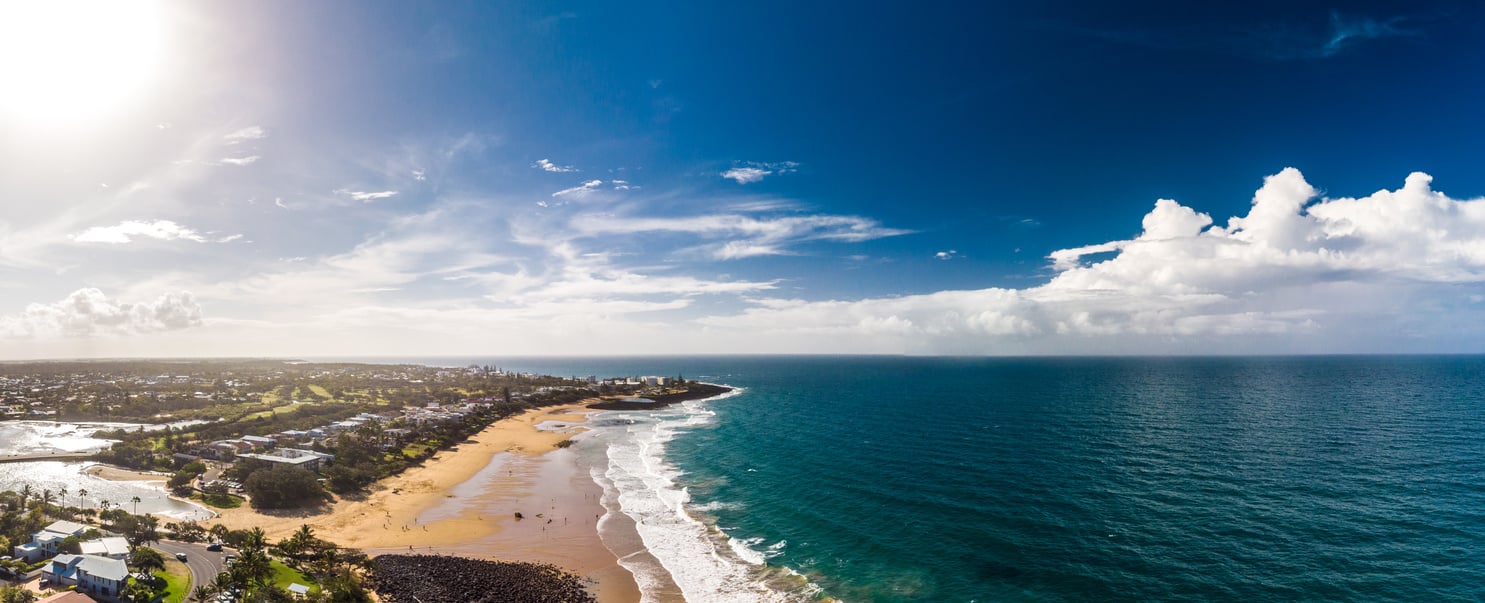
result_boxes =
[243,465,327,509]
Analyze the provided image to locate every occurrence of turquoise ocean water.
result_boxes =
[350,356,1485,602]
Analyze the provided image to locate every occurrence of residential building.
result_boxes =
[13,520,90,561]
[42,554,129,598]
[236,448,335,472]
[78,536,131,561]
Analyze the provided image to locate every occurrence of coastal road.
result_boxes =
[153,540,227,599]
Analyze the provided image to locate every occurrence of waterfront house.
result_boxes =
[42,554,129,598]
[13,520,90,562]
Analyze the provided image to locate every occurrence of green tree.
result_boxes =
[130,546,166,576]
[244,465,325,509]
[0,587,37,603]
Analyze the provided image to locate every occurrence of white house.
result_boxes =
[12,520,90,561]
[78,536,131,562]
[42,554,129,598]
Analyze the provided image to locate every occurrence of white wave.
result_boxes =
[591,389,810,603]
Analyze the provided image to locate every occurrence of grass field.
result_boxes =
[151,558,192,603]
[270,559,319,596]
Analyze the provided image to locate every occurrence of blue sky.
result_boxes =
[2,0,1485,357]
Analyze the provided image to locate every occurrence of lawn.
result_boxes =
[306,384,333,399]
[270,559,319,596]
[146,558,192,603]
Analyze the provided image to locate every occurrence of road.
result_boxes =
[153,540,228,599]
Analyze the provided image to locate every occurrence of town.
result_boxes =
[0,360,709,603]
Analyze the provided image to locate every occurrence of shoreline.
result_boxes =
[190,404,643,603]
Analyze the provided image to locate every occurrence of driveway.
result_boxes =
[152,540,228,599]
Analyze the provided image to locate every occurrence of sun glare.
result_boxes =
[0,0,166,129]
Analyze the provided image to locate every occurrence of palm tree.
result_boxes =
[131,495,142,515]
[40,488,55,510]
[77,488,88,508]
[191,584,220,603]
[58,486,67,506]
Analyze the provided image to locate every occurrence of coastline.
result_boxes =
[588,382,733,411]
[192,404,643,603]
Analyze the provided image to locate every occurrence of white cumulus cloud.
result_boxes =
[0,289,204,338]
[721,161,799,184]
[696,169,1485,353]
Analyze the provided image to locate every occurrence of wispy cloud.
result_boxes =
[1079,11,1424,62]
[552,179,603,198]
[936,250,961,260]
[74,220,214,244]
[224,126,267,143]
[571,212,913,260]
[721,161,800,184]
[534,158,579,173]
[335,189,399,202]
[219,155,260,166]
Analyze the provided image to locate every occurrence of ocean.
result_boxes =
[342,356,1485,601]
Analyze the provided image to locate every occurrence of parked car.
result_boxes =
[206,543,223,551]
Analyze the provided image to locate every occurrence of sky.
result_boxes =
[2,0,1485,358]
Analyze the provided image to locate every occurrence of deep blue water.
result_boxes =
[350,356,1485,602]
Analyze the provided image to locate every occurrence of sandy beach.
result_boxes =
[198,405,642,603]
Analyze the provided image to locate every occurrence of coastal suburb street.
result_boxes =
[153,540,226,595]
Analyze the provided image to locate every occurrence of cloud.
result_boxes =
[1320,12,1415,58]
[721,167,770,184]
[570,212,913,259]
[74,220,212,244]
[694,169,1485,353]
[1081,11,1423,62]
[0,288,203,338]
[219,155,260,166]
[224,126,267,143]
[534,158,578,173]
[936,250,960,260]
[413,169,426,181]
[335,189,399,202]
[612,180,636,191]
[552,180,603,198]
[721,161,800,184]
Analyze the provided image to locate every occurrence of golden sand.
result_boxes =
[200,404,640,603]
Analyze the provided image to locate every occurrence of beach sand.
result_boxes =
[198,404,642,603]
[82,464,169,483]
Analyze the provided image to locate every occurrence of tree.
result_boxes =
[76,488,88,508]
[243,465,326,509]
[120,579,156,603]
[130,546,166,576]
[0,587,37,603]
[209,523,230,543]
[131,495,142,515]
[118,514,161,550]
